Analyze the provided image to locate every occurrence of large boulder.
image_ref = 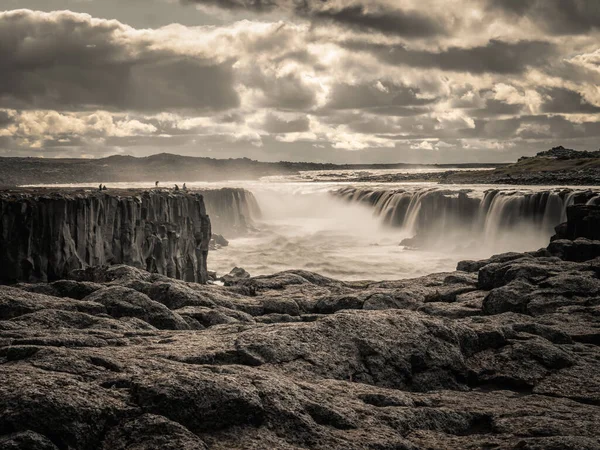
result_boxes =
[83,286,190,330]
[221,267,251,286]
[552,205,600,241]
[547,238,600,262]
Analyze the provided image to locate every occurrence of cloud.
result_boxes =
[262,113,310,133]
[1,4,599,162]
[0,10,239,112]
[325,81,435,112]
[344,39,557,74]
[309,4,446,37]
[540,87,600,114]
[486,0,600,35]
[183,0,447,37]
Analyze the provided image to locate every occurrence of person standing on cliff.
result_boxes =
[155,181,159,187]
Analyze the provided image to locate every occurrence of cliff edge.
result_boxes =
[0,189,211,284]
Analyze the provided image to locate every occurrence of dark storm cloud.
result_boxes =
[474,99,523,117]
[325,82,435,110]
[486,0,600,35]
[344,39,557,74]
[0,10,239,111]
[262,113,310,133]
[183,0,446,37]
[182,0,278,12]
[540,87,600,114]
[469,98,523,118]
[0,110,14,127]
[309,5,446,37]
[244,70,317,110]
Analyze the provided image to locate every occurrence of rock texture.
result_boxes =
[1,212,600,448]
[0,190,211,284]
[553,204,600,241]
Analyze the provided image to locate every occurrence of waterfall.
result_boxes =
[197,188,261,236]
[586,195,600,206]
[334,187,598,252]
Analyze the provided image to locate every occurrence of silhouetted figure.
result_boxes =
[102,185,108,191]
[183,183,187,191]
[174,184,179,191]
[155,181,159,187]
[98,184,103,191]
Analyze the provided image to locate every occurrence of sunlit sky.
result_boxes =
[1,0,599,163]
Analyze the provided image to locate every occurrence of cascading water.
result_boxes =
[23,178,600,281]
[199,188,262,236]
[335,187,597,253]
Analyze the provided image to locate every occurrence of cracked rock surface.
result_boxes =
[1,236,600,449]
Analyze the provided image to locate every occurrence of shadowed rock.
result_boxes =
[0,190,211,284]
[1,203,599,449]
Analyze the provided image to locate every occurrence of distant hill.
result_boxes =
[0,153,502,186]
[445,146,600,185]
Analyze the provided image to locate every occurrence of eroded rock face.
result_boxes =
[0,190,211,284]
[552,205,600,242]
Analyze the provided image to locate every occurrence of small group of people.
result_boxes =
[155,181,187,191]
[98,184,108,191]
[173,183,188,191]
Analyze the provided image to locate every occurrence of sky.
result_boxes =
[0,0,599,163]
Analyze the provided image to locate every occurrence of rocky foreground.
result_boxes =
[1,211,600,449]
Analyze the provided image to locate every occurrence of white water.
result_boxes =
[26,171,600,281]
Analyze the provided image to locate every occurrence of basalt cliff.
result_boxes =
[0,187,261,284]
[0,201,599,449]
[0,189,212,284]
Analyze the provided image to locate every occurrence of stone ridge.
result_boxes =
[532,145,600,160]
[0,190,211,284]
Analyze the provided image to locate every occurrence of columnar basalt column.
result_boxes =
[0,190,212,283]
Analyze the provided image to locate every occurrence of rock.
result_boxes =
[200,188,261,237]
[83,286,190,330]
[0,190,211,284]
[1,196,600,449]
[130,370,265,433]
[0,363,131,449]
[0,286,106,320]
[534,145,600,160]
[174,306,254,327]
[100,414,208,450]
[1,258,600,448]
[547,238,600,262]
[221,267,251,286]
[210,234,230,251]
[457,252,529,273]
[0,431,59,450]
[552,205,600,241]
[314,294,364,314]
[147,282,216,309]
[16,280,103,300]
